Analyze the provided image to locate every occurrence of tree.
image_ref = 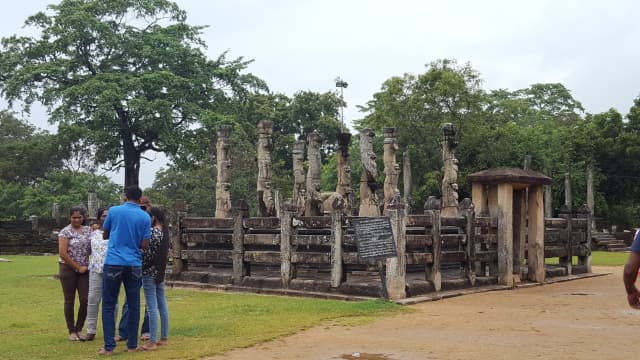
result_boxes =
[356,59,484,201]
[18,170,121,218]
[0,111,67,184]
[0,0,264,186]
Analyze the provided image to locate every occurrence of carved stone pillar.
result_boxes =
[292,140,306,216]
[336,133,352,215]
[87,193,99,220]
[383,127,400,213]
[257,120,275,217]
[359,129,380,217]
[403,151,412,214]
[385,195,406,300]
[441,123,459,217]
[305,130,323,216]
[215,125,233,218]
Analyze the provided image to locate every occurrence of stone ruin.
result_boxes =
[166,121,593,301]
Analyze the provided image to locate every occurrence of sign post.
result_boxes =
[351,217,397,299]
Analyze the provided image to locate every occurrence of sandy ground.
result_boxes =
[208,266,640,360]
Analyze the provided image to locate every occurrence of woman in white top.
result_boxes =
[84,208,115,341]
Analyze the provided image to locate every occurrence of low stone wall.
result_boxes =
[0,218,60,254]
[615,231,636,246]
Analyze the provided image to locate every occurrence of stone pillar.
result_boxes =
[280,201,297,288]
[460,198,476,286]
[257,120,275,217]
[215,125,233,218]
[305,130,323,216]
[30,215,39,231]
[425,203,442,291]
[172,199,186,275]
[497,183,514,287]
[559,209,573,275]
[52,203,61,227]
[527,186,545,282]
[232,200,249,284]
[292,140,306,216]
[382,127,400,214]
[471,183,487,216]
[336,133,353,215]
[564,164,572,212]
[587,164,595,230]
[359,128,380,217]
[403,151,412,215]
[513,189,526,282]
[384,195,406,300]
[544,183,552,218]
[441,123,459,217]
[274,189,281,219]
[87,193,99,220]
[330,195,346,288]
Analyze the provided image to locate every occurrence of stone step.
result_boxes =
[608,247,630,252]
[596,240,623,246]
[606,243,629,249]
[592,235,618,241]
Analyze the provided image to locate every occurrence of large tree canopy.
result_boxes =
[0,0,264,186]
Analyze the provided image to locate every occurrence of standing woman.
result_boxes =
[58,206,92,341]
[141,207,170,350]
[84,208,112,341]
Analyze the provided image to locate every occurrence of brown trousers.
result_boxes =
[58,263,89,333]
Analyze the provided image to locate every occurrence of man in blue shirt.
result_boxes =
[98,186,151,355]
[623,230,640,309]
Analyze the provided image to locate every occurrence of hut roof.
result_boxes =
[466,168,552,186]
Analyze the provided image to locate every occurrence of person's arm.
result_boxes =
[623,251,640,309]
[58,236,88,274]
[140,216,152,250]
[102,211,112,240]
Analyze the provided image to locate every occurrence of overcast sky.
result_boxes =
[2,0,639,188]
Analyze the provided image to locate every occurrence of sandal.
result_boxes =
[97,348,113,356]
[114,335,126,342]
[157,339,168,346]
[84,333,96,341]
[141,342,158,351]
[68,333,80,341]
[140,333,150,341]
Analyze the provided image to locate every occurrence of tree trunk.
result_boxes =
[123,137,141,187]
[118,109,141,187]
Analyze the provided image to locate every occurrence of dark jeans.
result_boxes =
[102,264,142,351]
[118,300,149,338]
[58,263,89,334]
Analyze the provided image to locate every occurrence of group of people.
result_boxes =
[57,186,170,355]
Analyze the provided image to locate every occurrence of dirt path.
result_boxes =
[208,266,640,360]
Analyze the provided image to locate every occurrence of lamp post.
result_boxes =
[335,76,348,131]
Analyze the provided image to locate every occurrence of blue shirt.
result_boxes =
[103,202,151,266]
[632,230,640,254]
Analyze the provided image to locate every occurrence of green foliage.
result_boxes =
[0,180,28,219]
[0,0,265,186]
[356,59,484,202]
[0,170,121,219]
[0,255,403,360]
[0,111,68,184]
[21,170,121,218]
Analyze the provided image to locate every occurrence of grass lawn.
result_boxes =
[545,250,629,266]
[0,255,403,360]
